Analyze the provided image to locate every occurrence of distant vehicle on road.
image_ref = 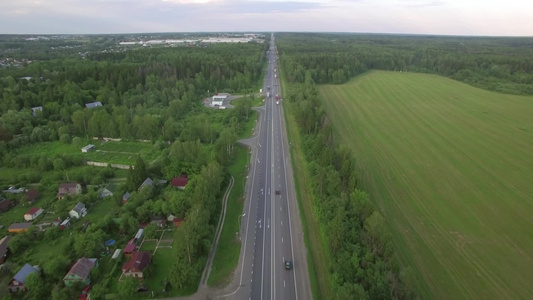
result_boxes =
[275,190,280,195]
[275,94,279,100]
[285,260,292,270]
[276,101,279,105]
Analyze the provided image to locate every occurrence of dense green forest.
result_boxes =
[0,36,267,299]
[277,33,533,95]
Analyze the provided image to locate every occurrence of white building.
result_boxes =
[24,207,43,221]
[212,94,227,106]
[81,145,95,153]
[69,202,87,219]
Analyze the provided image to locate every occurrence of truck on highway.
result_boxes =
[267,92,270,98]
[275,74,277,79]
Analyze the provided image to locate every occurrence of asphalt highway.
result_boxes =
[233,34,312,300]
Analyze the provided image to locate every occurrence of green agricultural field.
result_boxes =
[319,71,533,300]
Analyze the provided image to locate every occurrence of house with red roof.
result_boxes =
[24,207,43,221]
[24,189,39,203]
[0,197,11,212]
[171,175,188,190]
[122,251,151,279]
[123,239,136,257]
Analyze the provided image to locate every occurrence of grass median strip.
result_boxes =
[207,145,249,286]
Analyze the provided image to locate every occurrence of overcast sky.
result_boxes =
[0,0,531,36]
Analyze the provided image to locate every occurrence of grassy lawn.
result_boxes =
[0,167,36,186]
[207,145,249,286]
[144,248,174,291]
[25,234,72,264]
[14,140,160,165]
[140,240,157,252]
[84,198,119,223]
[319,70,533,300]
[15,141,82,156]
[161,229,174,240]
[0,205,30,233]
[282,84,324,300]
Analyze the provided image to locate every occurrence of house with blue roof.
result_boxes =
[138,178,153,191]
[122,192,131,204]
[85,101,103,109]
[8,264,39,293]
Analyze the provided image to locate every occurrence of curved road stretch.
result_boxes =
[229,34,312,300]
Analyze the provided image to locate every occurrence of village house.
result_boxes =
[8,264,39,293]
[24,207,43,221]
[63,257,97,287]
[122,251,151,279]
[0,197,11,212]
[150,215,166,228]
[23,189,39,203]
[99,183,116,198]
[123,240,136,257]
[8,223,32,234]
[85,101,102,109]
[31,106,43,117]
[134,229,144,243]
[0,236,12,264]
[122,192,130,204]
[138,178,153,191]
[171,174,189,190]
[81,144,95,153]
[60,218,71,229]
[57,182,81,199]
[69,202,87,219]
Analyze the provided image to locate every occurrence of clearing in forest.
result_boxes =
[319,71,533,300]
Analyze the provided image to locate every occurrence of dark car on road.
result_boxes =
[285,260,292,270]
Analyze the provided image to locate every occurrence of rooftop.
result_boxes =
[25,207,41,215]
[64,257,95,280]
[13,264,38,284]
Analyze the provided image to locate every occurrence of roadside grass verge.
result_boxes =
[207,145,249,287]
[281,82,325,299]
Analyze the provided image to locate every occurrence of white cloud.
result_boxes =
[0,0,531,35]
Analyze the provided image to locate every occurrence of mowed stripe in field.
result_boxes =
[319,71,533,300]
